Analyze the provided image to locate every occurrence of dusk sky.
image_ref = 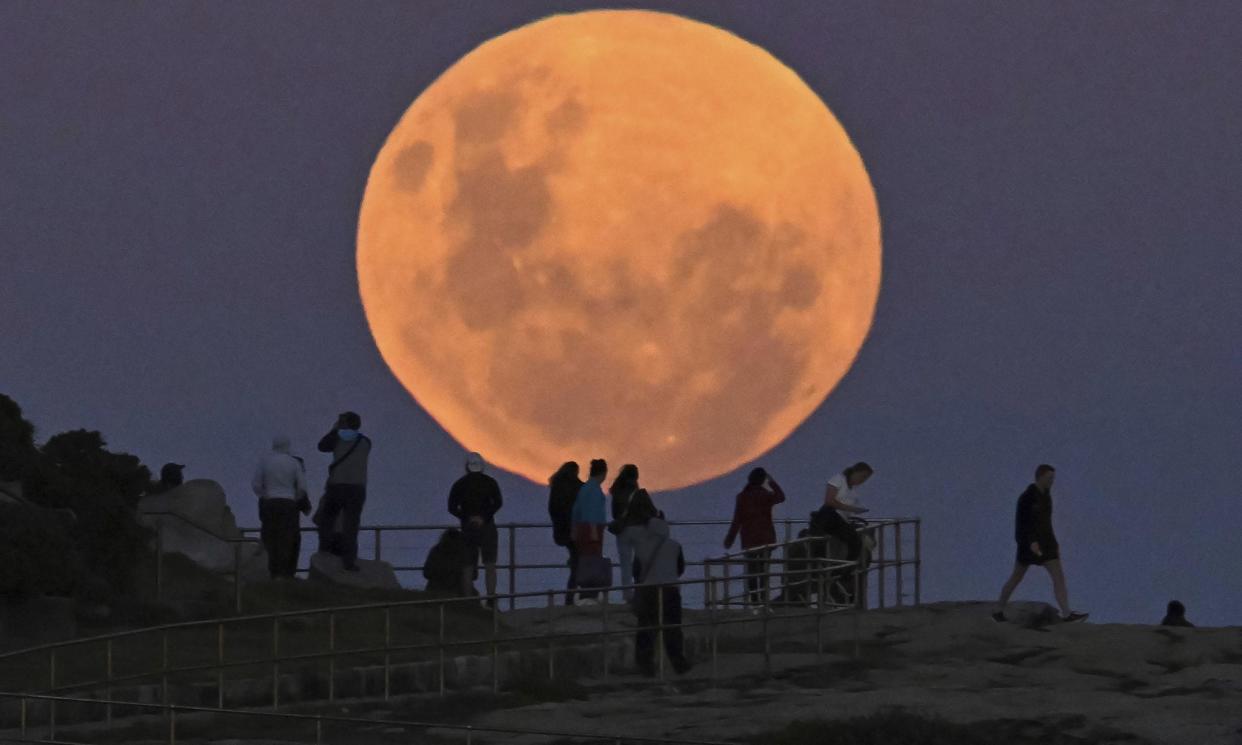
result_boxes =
[3,2,1239,626]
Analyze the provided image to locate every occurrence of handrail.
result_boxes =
[0,691,735,745]
[140,510,260,546]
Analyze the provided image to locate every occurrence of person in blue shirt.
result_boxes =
[571,459,608,603]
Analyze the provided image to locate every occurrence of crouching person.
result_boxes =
[423,529,472,596]
[623,492,692,677]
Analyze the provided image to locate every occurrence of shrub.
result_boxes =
[0,503,84,598]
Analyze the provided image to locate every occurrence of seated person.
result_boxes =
[423,529,472,595]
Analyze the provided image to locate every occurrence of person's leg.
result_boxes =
[565,542,579,605]
[339,487,365,569]
[259,500,279,579]
[663,587,689,671]
[273,500,299,578]
[996,562,1029,610]
[617,536,634,602]
[1043,560,1072,616]
[634,586,657,674]
[316,488,344,555]
[287,509,302,577]
[482,523,498,601]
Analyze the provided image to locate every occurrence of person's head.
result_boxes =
[271,434,291,453]
[628,489,658,524]
[441,528,463,545]
[338,411,362,431]
[844,462,874,488]
[1166,600,1186,618]
[160,462,185,486]
[1035,464,1056,490]
[465,452,485,473]
[589,458,608,480]
[550,461,580,485]
[610,464,639,494]
[747,467,768,487]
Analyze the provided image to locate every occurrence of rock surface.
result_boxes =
[307,551,401,591]
[136,479,267,580]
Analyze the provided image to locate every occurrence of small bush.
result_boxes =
[0,503,84,597]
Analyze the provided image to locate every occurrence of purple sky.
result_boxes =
[3,2,1239,625]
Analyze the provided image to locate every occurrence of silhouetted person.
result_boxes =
[623,490,691,677]
[810,462,873,605]
[548,462,583,606]
[315,411,371,571]
[609,464,641,602]
[252,434,309,579]
[1161,600,1195,627]
[448,452,503,608]
[724,467,786,610]
[775,528,814,606]
[423,529,472,596]
[156,462,185,492]
[571,458,609,605]
[993,464,1088,623]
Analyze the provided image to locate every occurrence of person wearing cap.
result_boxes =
[252,434,310,579]
[448,452,504,606]
[316,411,372,571]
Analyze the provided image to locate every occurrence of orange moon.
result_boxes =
[357,10,881,490]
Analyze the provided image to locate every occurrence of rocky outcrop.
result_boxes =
[136,479,267,580]
[308,551,401,591]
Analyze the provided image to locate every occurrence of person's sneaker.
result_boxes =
[991,611,1007,623]
[1061,611,1089,623]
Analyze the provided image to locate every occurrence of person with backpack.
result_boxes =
[448,452,504,607]
[608,464,641,602]
[622,491,692,677]
[251,434,311,579]
[315,411,372,571]
[571,459,609,605]
[423,529,472,596]
[548,462,583,606]
[724,467,786,610]
[992,464,1088,624]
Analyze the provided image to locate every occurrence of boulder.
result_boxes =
[137,479,268,580]
[0,480,23,506]
[308,552,400,591]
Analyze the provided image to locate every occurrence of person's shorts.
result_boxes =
[463,521,499,565]
[1017,540,1060,566]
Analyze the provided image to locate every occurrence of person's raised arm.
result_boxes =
[769,479,786,506]
[317,429,338,453]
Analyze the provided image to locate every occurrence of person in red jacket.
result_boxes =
[723,467,786,609]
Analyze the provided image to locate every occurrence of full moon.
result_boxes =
[357,10,881,490]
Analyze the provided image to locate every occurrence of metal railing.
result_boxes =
[0,551,863,735]
[0,691,736,745]
[228,516,921,612]
[140,510,262,613]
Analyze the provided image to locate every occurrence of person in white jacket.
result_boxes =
[252,434,310,579]
[620,492,692,677]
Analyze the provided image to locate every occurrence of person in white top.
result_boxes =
[811,462,874,605]
[252,434,310,579]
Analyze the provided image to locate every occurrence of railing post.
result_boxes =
[374,527,382,561]
[762,589,771,678]
[877,525,886,609]
[546,590,555,681]
[702,560,712,611]
[272,617,280,710]
[19,696,26,736]
[384,607,392,701]
[217,623,225,709]
[708,579,718,685]
[895,521,904,607]
[915,519,922,606]
[601,592,610,682]
[852,570,861,659]
[315,716,323,745]
[328,613,337,702]
[816,570,825,661]
[508,525,518,611]
[722,556,732,609]
[233,542,243,614]
[657,585,666,682]
[162,630,169,710]
[437,603,445,697]
[168,705,177,745]
[491,601,500,694]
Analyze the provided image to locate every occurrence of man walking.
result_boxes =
[993,464,1088,623]
[252,434,311,579]
[448,452,504,607]
[315,411,371,571]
